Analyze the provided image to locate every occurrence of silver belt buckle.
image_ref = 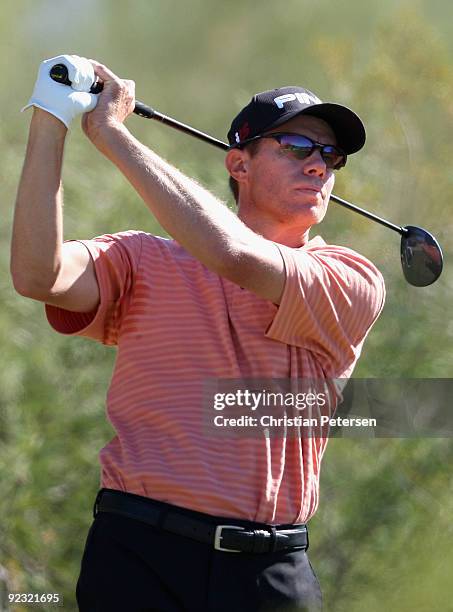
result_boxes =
[214,525,244,552]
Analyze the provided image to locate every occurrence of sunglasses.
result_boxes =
[239,132,347,170]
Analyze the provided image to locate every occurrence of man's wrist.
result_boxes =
[88,120,131,155]
[30,108,68,137]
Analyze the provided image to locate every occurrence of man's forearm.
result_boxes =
[95,124,261,275]
[11,110,67,294]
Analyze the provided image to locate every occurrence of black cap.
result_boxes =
[227,86,366,154]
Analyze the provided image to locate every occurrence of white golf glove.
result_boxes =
[22,55,98,129]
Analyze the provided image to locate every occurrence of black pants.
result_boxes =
[76,499,323,611]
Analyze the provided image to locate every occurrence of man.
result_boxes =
[12,55,385,611]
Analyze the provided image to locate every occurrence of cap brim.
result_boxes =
[267,102,366,154]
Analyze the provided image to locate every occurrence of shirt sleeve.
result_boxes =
[265,242,386,376]
[45,230,143,345]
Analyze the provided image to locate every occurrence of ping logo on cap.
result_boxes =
[273,92,322,109]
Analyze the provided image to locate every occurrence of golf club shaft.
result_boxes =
[139,105,229,150]
[49,63,407,236]
[328,194,405,235]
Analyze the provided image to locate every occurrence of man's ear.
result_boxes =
[225,148,250,185]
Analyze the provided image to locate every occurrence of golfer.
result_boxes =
[12,55,385,611]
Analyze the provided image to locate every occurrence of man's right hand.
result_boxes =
[22,55,98,129]
[81,60,136,151]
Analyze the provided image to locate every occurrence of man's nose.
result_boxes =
[302,150,327,177]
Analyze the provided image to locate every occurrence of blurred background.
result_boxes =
[1,0,452,610]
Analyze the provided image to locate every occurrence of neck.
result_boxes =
[237,203,311,248]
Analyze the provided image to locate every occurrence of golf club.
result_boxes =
[49,63,444,287]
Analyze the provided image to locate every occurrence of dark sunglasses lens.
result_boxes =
[278,134,313,158]
[277,135,345,169]
[321,146,346,169]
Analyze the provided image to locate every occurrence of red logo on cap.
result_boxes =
[239,122,251,140]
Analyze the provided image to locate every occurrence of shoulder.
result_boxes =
[84,230,193,262]
[137,232,202,266]
[307,239,384,282]
[277,236,386,320]
[286,236,385,291]
[80,229,144,257]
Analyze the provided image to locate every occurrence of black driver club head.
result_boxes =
[400,226,443,287]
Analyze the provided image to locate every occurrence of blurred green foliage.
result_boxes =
[1,1,452,610]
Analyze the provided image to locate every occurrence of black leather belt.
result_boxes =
[94,489,309,554]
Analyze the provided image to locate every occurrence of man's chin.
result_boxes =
[279,210,325,232]
[293,200,327,223]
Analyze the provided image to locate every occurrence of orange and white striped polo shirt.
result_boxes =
[46,231,385,524]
